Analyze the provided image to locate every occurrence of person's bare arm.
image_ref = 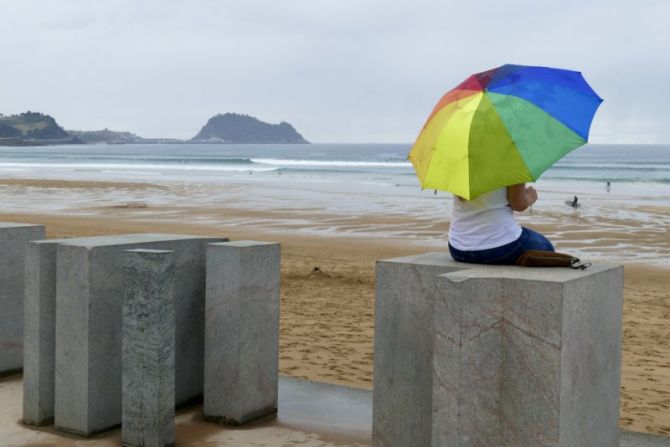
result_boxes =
[507,183,537,212]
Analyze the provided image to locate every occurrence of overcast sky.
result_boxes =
[1,0,668,143]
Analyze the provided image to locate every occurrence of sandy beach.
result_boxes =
[0,176,669,439]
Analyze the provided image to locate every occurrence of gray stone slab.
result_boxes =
[432,265,623,446]
[0,222,45,375]
[122,249,176,447]
[22,238,69,425]
[204,241,280,425]
[372,253,467,447]
[373,253,624,447]
[53,233,226,436]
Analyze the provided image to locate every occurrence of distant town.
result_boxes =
[0,111,309,146]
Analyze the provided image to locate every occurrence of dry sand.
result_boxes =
[0,177,669,438]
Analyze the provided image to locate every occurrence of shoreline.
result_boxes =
[0,176,668,267]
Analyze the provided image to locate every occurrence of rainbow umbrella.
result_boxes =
[408,64,602,199]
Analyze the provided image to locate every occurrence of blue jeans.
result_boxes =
[449,227,555,265]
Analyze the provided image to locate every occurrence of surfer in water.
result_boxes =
[565,195,580,209]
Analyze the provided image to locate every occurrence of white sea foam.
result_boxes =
[0,162,277,173]
[250,158,411,168]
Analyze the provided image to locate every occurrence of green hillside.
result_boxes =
[0,111,73,143]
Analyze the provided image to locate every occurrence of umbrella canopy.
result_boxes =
[408,64,603,199]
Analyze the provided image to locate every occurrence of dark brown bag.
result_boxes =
[516,250,591,269]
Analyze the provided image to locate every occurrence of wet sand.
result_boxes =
[0,177,669,439]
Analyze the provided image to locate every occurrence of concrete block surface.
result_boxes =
[432,265,623,447]
[204,241,280,425]
[373,253,466,447]
[0,222,45,374]
[23,238,68,425]
[54,233,226,436]
[372,252,624,447]
[122,249,175,447]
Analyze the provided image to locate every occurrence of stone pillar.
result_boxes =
[53,233,226,436]
[432,265,623,447]
[372,252,624,447]
[204,241,280,425]
[373,253,466,447]
[0,222,45,375]
[122,249,175,447]
[23,239,67,425]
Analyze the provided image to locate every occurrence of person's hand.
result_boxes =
[525,186,538,205]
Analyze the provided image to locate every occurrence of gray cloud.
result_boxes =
[1,0,668,143]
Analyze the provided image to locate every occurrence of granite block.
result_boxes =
[372,253,467,447]
[0,222,45,374]
[122,249,175,447]
[53,233,226,436]
[559,268,623,446]
[204,241,280,425]
[372,253,623,447]
[22,238,68,425]
[432,265,623,447]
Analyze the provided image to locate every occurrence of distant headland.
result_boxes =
[0,111,309,146]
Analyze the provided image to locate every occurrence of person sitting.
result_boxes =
[448,184,555,265]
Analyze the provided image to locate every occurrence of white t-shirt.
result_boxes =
[448,188,522,251]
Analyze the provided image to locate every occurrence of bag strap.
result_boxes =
[570,260,592,270]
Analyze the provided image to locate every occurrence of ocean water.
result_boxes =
[0,143,668,190]
[1,143,669,264]
[1,143,669,210]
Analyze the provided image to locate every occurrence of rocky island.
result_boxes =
[191,113,308,144]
